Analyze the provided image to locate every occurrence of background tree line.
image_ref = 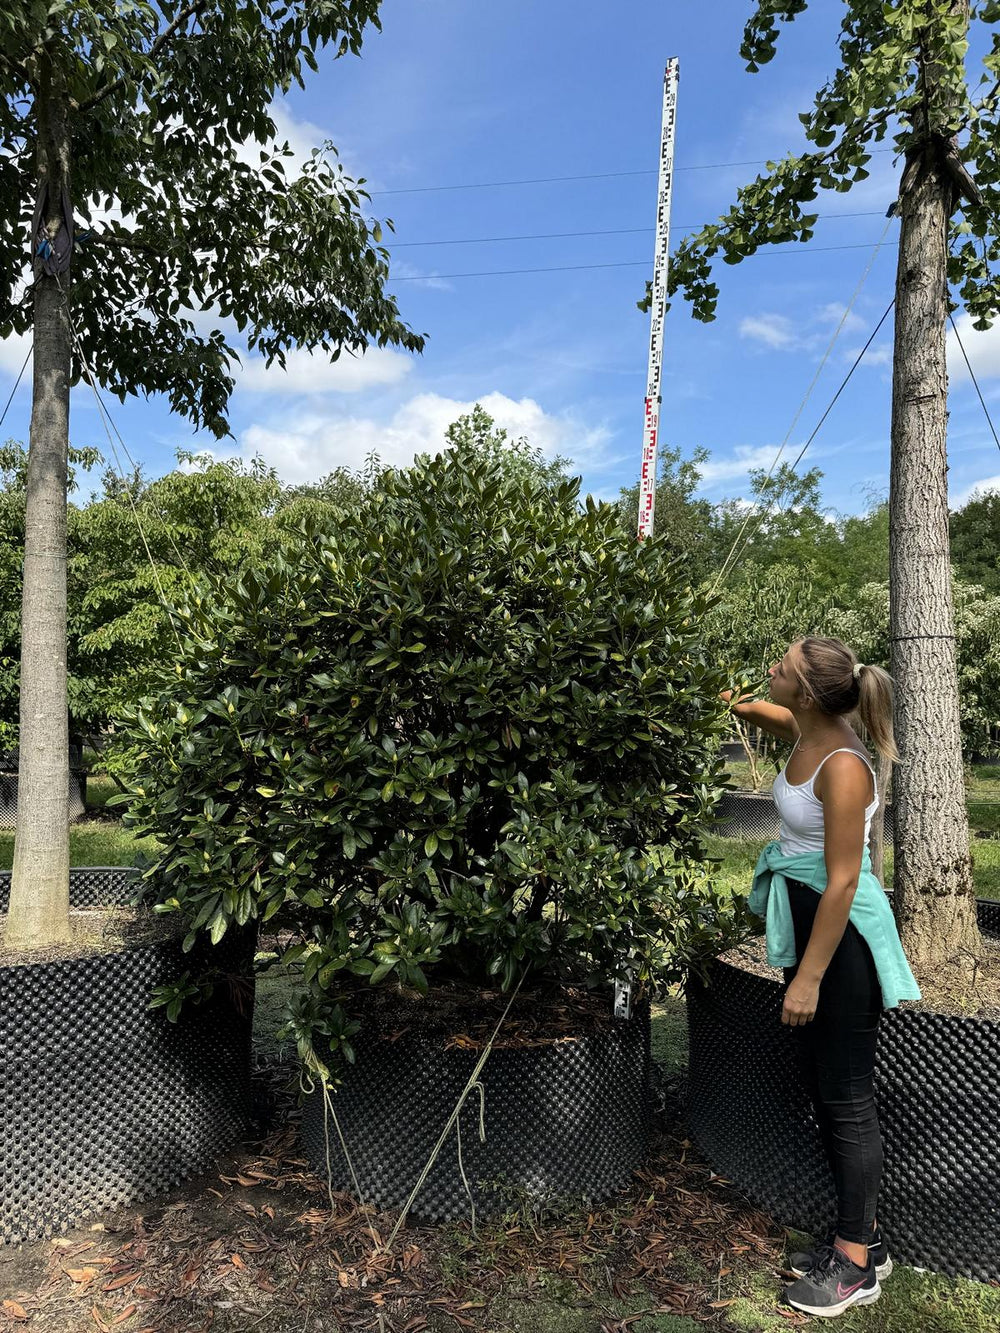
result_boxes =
[1,415,998,764]
[619,446,1000,760]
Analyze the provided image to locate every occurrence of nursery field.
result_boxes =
[0,907,997,1331]
[2,809,999,1329]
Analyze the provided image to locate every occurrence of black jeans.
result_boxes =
[783,880,884,1245]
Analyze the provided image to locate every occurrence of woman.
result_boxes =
[724,636,920,1319]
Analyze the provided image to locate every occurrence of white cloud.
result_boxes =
[234,101,364,183]
[947,312,1000,383]
[697,444,789,488]
[237,345,415,395]
[848,342,892,367]
[231,391,614,485]
[0,332,31,379]
[817,302,866,335]
[950,474,1000,509]
[739,313,795,350]
[741,303,882,358]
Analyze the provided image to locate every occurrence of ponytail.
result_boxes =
[855,663,899,765]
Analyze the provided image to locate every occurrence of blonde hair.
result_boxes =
[790,636,899,764]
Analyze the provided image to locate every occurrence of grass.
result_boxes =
[83,773,119,814]
[0,819,158,870]
[702,828,1000,901]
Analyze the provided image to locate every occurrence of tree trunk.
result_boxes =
[5,56,73,950]
[889,148,982,973]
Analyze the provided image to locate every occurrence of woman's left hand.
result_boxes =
[782,975,820,1026]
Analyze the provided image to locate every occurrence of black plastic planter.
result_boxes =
[0,869,255,1244]
[302,1000,652,1223]
[686,898,1000,1281]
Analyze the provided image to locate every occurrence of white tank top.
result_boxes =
[772,740,879,856]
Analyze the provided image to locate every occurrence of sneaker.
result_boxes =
[788,1224,893,1281]
[783,1244,881,1318]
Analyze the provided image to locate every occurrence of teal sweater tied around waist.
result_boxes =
[749,841,922,1010]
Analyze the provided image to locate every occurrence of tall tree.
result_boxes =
[617,444,715,583]
[950,488,1000,593]
[659,0,998,973]
[0,0,423,950]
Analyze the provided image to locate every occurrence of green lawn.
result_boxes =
[0,819,158,870]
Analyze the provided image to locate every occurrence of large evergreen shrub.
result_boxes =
[123,435,740,1062]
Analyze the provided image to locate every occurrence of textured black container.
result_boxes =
[686,898,1000,1281]
[302,1000,652,1223]
[1,868,255,1244]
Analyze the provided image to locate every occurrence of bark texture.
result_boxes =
[6,56,72,949]
[889,152,981,971]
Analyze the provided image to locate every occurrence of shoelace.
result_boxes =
[806,1243,849,1279]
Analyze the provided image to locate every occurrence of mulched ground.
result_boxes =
[0,1067,799,1333]
[720,934,1000,1020]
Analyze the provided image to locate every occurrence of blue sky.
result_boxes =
[5,0,1000,516]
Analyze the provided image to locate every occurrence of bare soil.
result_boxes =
[719,936,1000,1021]
[0,908,179,969]
[335,977,633,1051]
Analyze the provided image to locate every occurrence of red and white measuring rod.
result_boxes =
[637,58,679,541]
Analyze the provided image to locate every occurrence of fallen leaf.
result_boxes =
[1,1301,27,1321]
[91,1307,111,1331]
[112,1306,137,1325]
[103,1273,139,1292]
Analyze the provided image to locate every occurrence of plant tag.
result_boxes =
[613,980,632,1021]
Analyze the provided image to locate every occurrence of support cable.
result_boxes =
[713,296,895,597]
[948,310,1000,457]
[54,278,187,649]
[55,280,194,585]
[0,342,31,435]
[710,214,896,594]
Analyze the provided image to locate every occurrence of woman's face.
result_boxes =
[768,645,801,709]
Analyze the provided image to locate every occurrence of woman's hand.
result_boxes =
[782,975,820,1026]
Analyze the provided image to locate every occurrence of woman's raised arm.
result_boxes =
[721,689,799,744]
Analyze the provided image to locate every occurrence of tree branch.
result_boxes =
[0,51,32,84]
[79,0,215,113]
